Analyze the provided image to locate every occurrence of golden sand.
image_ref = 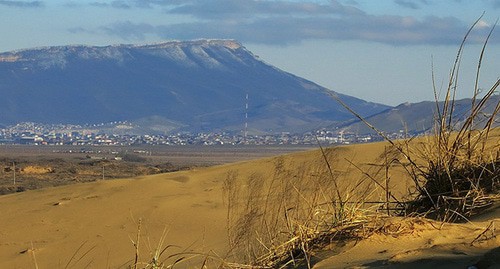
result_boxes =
[0,140,498,268]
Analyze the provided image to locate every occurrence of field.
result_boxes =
[0,144,314,195]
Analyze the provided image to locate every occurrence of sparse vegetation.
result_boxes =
[220,149,381,268]
[331,16,499,221]
[218,16,500,268]
[389,17,499,222]
[120,153,148,163]
[0,155,185,195]
[406,16,500,221]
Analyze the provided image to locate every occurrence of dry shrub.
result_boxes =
[406,133,500,221]
[333,16,500,222]
[222,149,380,268]
[405,17,499,221]
[21,165,54,174]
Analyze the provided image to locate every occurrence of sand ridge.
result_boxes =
[313,215,500,269]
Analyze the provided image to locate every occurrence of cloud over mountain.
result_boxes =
[80,0,498,46]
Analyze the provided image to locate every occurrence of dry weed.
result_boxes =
[331,15,499,222]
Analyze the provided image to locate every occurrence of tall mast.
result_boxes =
[244,93,248,144]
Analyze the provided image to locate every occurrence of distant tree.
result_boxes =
[120,153,147,163]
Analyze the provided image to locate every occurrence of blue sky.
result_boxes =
[0,0,498,105]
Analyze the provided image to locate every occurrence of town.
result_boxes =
[0,122,414,146]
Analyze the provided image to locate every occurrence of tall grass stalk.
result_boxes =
[222,147,381,268]
[330,16,499,222]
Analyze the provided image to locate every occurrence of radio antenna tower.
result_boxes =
[244,93,248,144]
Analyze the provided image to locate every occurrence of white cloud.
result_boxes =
[476,19,491,29]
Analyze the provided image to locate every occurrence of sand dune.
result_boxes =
[0,141,498,268]
[314,214,500,269]
[0,168,231,268]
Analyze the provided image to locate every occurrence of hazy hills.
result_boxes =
[2,40,495,136]
[340,95,500,134]
[0,40,389,134]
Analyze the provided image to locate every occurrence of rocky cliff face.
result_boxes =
[0,40,389,134]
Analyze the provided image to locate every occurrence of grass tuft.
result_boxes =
[331,15,500,222]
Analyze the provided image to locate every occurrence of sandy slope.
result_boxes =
[0,147,327,268]
[0,167,232,268]
[0,140,498,268]
[313,212,500,269]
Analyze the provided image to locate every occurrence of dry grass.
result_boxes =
[20,165,54,175]
[219,15,500,268]
[403,17,499,221]
[332,16,499,222]
[220,147,383,268]
[126,219,218,269]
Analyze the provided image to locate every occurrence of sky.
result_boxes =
[0,0,499,106]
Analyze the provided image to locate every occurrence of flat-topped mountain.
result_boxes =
[0,40,389,134]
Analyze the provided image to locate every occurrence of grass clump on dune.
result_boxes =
[335,16,499,222]
[402,17,499,222]
[221,151,382,268]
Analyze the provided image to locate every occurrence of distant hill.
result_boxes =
[0,40,389,134]
[339,95,500,135]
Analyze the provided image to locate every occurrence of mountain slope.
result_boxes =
[0,40,389,133]
[339,95,500,134]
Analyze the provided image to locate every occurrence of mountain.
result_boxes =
[339,95,500,135]
[0,40,389,134]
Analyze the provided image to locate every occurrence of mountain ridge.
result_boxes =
[338,95,500,135]
[0,39,389,133]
